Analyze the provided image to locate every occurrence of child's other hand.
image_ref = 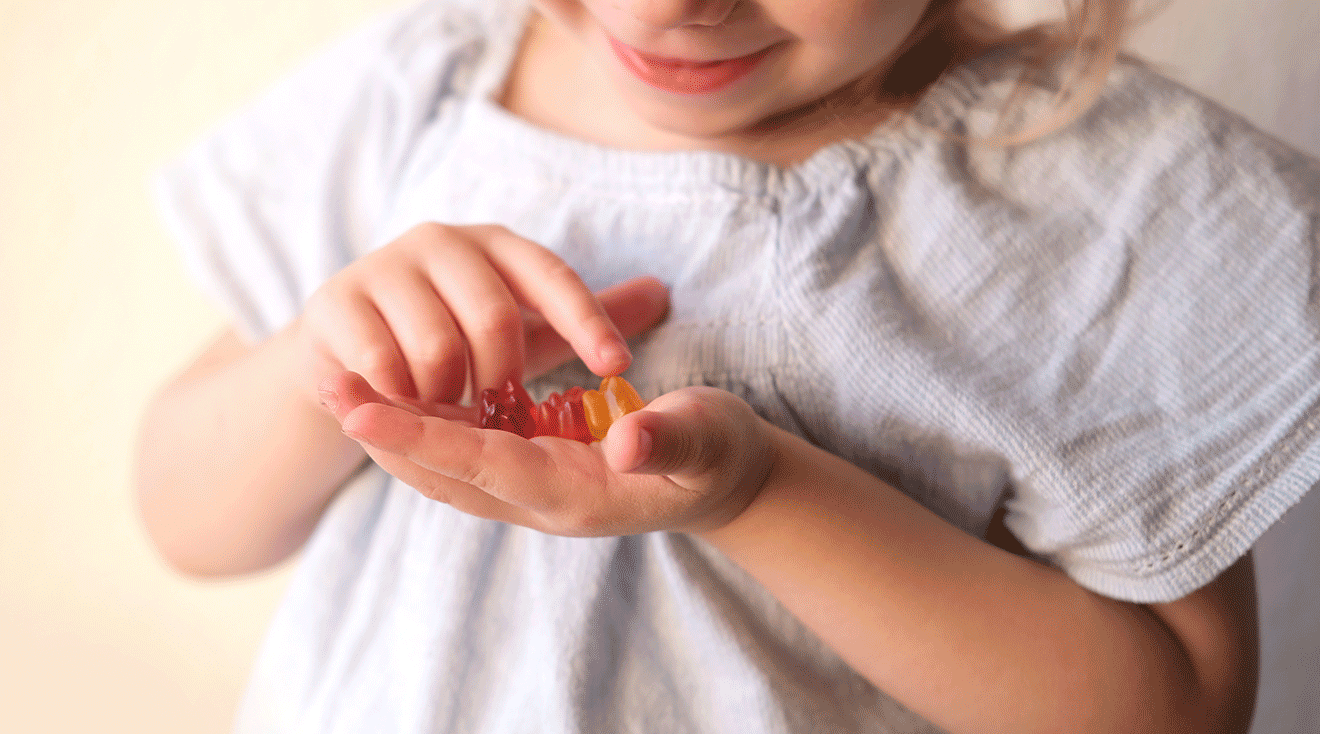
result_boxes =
[320,372,775,536]
[289,222,669,411]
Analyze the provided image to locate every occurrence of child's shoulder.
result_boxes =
[938,47,1286,152]
[925,47,1320,223]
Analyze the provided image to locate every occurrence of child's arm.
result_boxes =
[322,383,1258,734]
[135,326,369,576]
[699,425,1259,734]
[135,223,669,577]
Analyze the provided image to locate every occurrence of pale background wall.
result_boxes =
[0,1,1315,732]
[0,1,399,731]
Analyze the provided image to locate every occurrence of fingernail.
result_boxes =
[342,429,376,448]
[318,389,338,411]
[598,340,631,371]
[621,427,652,473]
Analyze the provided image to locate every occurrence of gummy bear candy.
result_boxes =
[535,386,592,443]
[479,378,537,439]
[581,376,645,440]
[479,376,644,443]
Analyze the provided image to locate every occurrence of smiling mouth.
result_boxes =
[607,38,776,95]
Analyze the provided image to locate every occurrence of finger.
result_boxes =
[341,402,513,487]
[598,276,671,337]
[479,227,634,377]
[318,371,477,424]
[524,276,671,377]
[346,414,536,525]
[602,410,719,477]
[414,228,525,396]
[368,266,469,404]
[602,389,731,477]
[339,399,578,515]
[390,394,480,423]
[319,289,417,399]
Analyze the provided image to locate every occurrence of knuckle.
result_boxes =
[406,221,453,242]
[539,253,585,289]
[695,432,732,475]
[543,502,599,537]
[677,400,732,475]
[454,430,494,488]
[479,224,557,264]
[355,345,398,380]
[469,223,512,242]
[468,303,522,341]
[302,286,329,313]
[668,429,704,475]
[414,336,462,373]
[398,222,467,257]
[312,277,354,308]
[418,483,453,506]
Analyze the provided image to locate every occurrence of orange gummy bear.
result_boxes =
[581,376,646,440]
[479,376,644,443]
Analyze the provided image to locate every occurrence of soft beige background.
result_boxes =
[1,1,1315,733]
[0,1,396,731]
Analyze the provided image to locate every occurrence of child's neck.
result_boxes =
[499,14,906,168]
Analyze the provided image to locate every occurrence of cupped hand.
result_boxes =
[319,371,776,537]
[288,222,670,411]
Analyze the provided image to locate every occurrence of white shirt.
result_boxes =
[157,1,1320,730]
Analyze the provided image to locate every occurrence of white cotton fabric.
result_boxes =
[155,1,1320,731]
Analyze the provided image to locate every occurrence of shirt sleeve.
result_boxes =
[987,64,1320,603]
[154,0,483,342]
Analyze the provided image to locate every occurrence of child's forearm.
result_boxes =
[135,327,366,577]
[697,427,1257,734]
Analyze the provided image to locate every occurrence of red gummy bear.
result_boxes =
[479,379,537,439]
[535,386,592,443]
[479,377,644,444]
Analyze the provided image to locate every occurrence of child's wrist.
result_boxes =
[261,320,333,418]
[690,422,798,543]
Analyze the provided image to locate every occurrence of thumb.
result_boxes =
[524,276,670,378]
[602,388,737,477]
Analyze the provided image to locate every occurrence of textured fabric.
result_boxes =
[154,1,1320,731]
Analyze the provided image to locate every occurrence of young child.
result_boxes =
[137,0,1319,731]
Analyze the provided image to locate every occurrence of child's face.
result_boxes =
[531,0,935,141]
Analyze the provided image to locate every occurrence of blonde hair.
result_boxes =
[883,0,1141,145]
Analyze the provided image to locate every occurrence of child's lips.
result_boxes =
[607,37,776,95]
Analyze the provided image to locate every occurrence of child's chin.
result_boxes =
[623,96,780,149]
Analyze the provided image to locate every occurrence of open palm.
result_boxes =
[322,371,774,537]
